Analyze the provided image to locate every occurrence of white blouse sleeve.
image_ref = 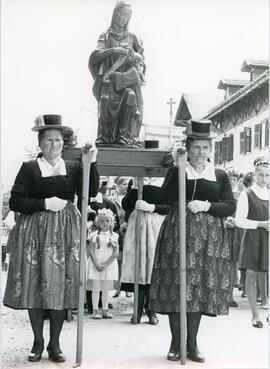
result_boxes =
[235,191,258,229]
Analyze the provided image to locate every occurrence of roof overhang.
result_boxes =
[205,71,269,119]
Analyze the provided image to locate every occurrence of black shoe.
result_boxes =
[28,343,44,362]
[167,350,180,361]
[28,349,43,362]
[146,311,159,325]
[187,347,205,363]
[241,292,247,298]
[108,303,113,309]
[229,300,238,307]
[47,345,65,362]
[149,315,159,325]
[252,320,263,328]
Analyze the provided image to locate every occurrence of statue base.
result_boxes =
[62,146,170,177]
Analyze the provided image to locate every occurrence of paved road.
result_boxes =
[1,271,268,369]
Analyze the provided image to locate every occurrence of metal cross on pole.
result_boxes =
[166,97,176,146]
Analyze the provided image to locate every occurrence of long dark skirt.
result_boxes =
[3,202,80,310]
[150,205,230,316]
[239,228,268,272]
[227,226,243,261]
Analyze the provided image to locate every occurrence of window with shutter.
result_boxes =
[227,134,233,161]
[222,136,228,162]
[214,141,223,165]
[214,142,219,165]
[218,141,223,164]
[265,118,269,147]
[244,127,252,153]
[240,132,245,154]
[254,123,262,148]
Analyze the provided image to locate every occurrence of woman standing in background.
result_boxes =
[236,157,269,328]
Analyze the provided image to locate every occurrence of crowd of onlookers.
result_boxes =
[2,165,268,326]
[82,160,268,324]
[2,117,268,366]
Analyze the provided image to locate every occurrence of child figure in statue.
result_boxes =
[89,1,145,147]
[104,50,145,146]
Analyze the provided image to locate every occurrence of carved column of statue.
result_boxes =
[89,1,145,147]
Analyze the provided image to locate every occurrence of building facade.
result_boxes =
[173,59,269,174]
[205,60,269,173]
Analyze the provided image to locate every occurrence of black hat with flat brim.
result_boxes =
[183,119,217,139]
[32,114,71,132]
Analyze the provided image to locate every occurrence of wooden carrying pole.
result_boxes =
[177,150,187,365]
[132,177,144,324]
[75,149,93,367]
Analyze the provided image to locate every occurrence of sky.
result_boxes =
[1,0,269,191]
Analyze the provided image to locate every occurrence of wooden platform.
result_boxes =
[63,147,170,177]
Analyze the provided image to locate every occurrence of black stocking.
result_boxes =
[187,312,202,352]
[138,289,146,320]
[144,289,150,309]
[144,290,157,318]
[86,290,93,314]
[86,291,103,314]
[168,313,180,352]
[48,309,66,353]
[28,309,44,352]
[132,288,145,323]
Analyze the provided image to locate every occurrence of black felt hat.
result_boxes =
[32,114,71,132]
[183,119,216,139]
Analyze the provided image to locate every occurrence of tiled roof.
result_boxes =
[205,70,269,118]
[174,93,222,126]
[241,59,269,72]
[218,79,249,90]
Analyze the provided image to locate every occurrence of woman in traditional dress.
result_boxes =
[3,114,99,362]
[121,178,170,325]
[150,119,235,363]
[236,157,269,328]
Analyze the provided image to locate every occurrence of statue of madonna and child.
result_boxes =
[89,1,146,148]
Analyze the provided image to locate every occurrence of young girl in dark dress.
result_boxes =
[236,157,269,328]
[150,119,235,363]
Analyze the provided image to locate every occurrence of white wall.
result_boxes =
[214,109,269,173]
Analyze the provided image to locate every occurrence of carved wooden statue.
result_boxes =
[89,1,145,147]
